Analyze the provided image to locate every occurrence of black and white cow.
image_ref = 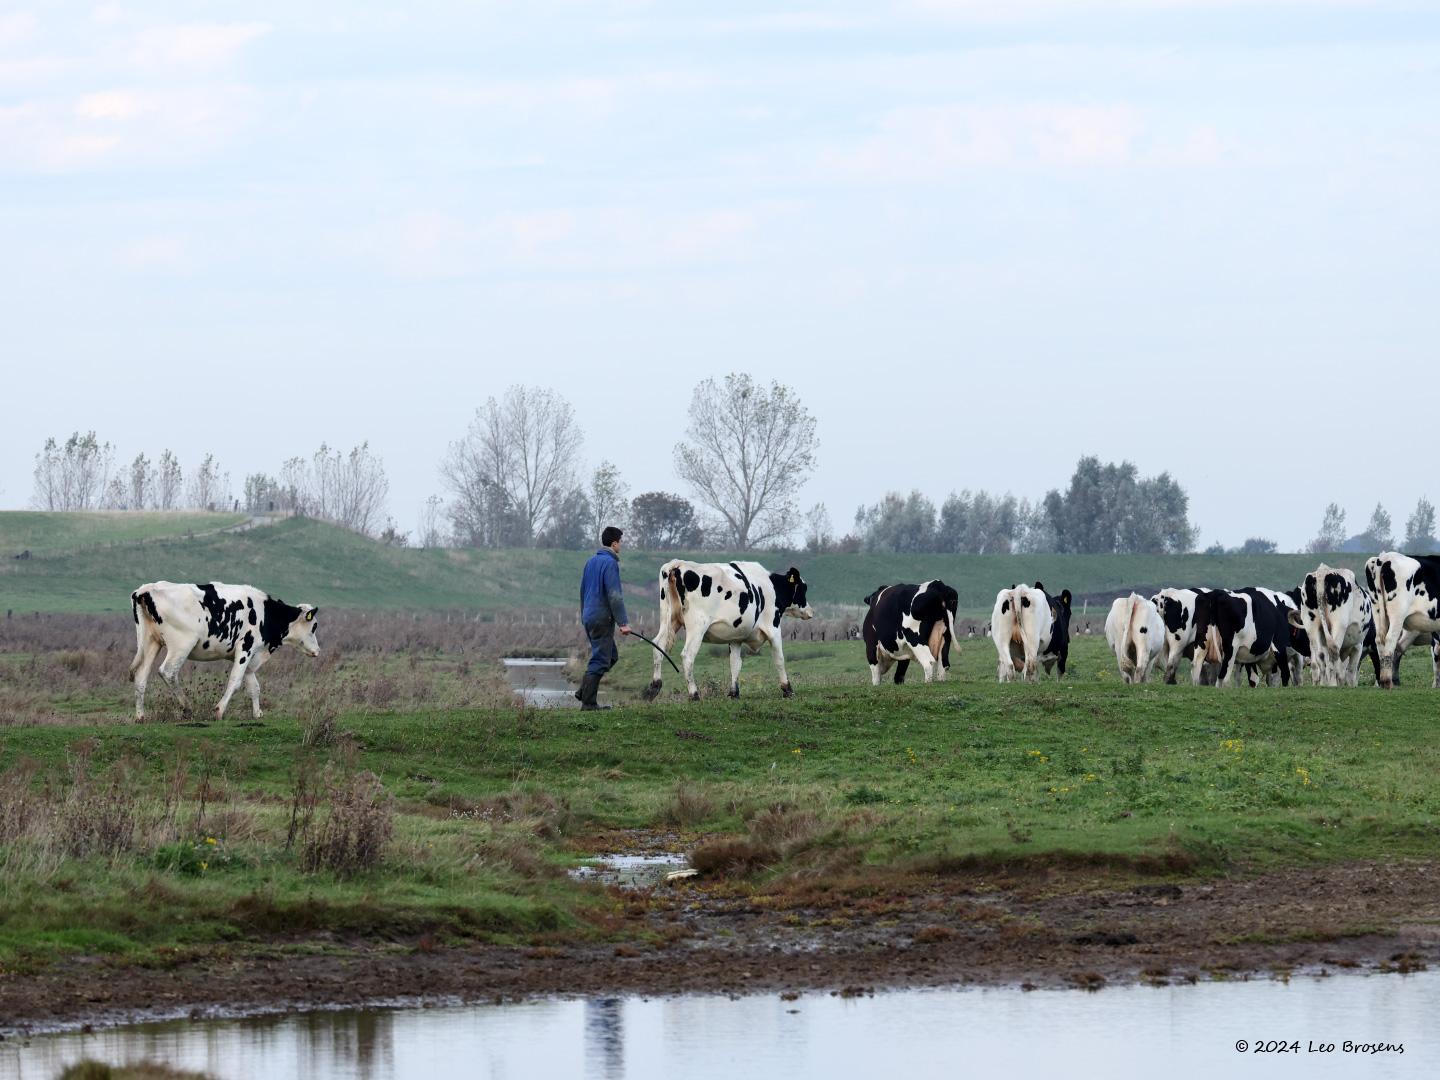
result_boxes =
[1103,593,1163,683]
[1191,587,1293,687]
[1150,587,1212,684]
[861,580,959,685]
[1288,564,1376,687]
[1365,552,1440,689]
[642,560,814,701]
[130,581,320,721]
[990,581,1071,682]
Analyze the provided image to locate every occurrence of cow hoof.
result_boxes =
[728,687,740,699]
[688,692,701,703]
[781,683,794,698]
[641,681,663,702]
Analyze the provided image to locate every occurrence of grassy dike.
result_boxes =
[1,637,1438,976]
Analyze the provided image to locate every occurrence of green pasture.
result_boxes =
[1,636,1437,973]
[0,511,1379,615]
[0,512,244,557]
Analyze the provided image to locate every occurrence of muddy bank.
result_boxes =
[3,858,1438,1037]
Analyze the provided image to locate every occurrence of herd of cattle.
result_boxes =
[864,553,1440,693]
[127,552,1440,719]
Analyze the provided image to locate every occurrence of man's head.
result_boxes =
[601,526,623,552]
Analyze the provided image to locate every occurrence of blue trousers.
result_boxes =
[585,622,618,677]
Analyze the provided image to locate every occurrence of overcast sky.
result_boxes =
[3,1,1437,551]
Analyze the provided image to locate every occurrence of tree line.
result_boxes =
[31,434,393,538]
[32,378,1436,555]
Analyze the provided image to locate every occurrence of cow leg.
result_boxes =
[1432,633,1439,689]
[892,658,909,684]
[680,630,705,702]
[215,653,250,720]
[243,672,264,718]
[914,648,937,683]
[1218,643,1235,687]
[157,650,192,716]
[643,619,678,701]
[767,631,794,697]
[132,637,162,721]
[728,644,743,698]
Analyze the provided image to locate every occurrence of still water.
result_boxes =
[5,972,1435,1080]
[501,658,576,708]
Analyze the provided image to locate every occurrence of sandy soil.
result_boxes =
[3,854,1437,1037]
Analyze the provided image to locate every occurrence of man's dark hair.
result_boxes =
[601,526,623,547]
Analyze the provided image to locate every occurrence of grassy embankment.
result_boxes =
[0,511,1377,615]
[1,635,1437,976]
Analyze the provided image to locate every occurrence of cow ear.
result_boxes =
[305,608,318,621]
[1033,581,1045,591]
[1060,590,1072,609]
[787,568,800,585]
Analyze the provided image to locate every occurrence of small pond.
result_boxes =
[502,657,578,709]
[5,971,1435,1079]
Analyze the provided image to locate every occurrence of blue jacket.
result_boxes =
[580,548,628,627]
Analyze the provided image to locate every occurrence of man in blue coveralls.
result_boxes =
[577,526,631,710]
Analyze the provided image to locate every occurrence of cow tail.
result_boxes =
[1127,595,1145,665]
[666,566,686,633]
[1009,590,1024,647]
[130,590,153,676]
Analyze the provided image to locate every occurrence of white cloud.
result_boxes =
[0,86,260,172]
[820,103,1150,181]
[131,22,271,69]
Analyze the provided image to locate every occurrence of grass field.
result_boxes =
[0,511,1379,615]
[0,512,245,557]
[1,631,1437,976]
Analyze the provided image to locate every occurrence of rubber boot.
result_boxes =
[578,674,610,711]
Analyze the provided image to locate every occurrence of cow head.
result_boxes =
[287,605,322,656]
[778,567,814,620]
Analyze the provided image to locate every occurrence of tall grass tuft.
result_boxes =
[302,769,395,877]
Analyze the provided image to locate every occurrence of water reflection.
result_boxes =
[585,998,624,1080]
[5,972,1436,1080]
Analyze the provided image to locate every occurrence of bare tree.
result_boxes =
[1404,497,1437,552]
[802,502,834,553]
[1307,503,1347,553]
[417,495,446,548]
[674,373,818,548]
[311,442,390,534]
[187,453,228,510]
[101,474,128,509]
[1361,502,1394,551]
[441,386,583,547]
[31,432,114,510]
[128,453,153,511]
[155,450,183,510]
[589,460,630,541]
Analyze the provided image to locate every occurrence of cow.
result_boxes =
[1103,593,1163,683]
[990,582,1071,682]
[642,560,814,701]
[1288,565,1377,687]
[861,580,959,685]
[1150,587,1212,684]
[1191,587,1293,687]
[130,581,320,721]
[1365,552,1440,689]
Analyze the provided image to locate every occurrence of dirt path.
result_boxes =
[3,858,1437,1037]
